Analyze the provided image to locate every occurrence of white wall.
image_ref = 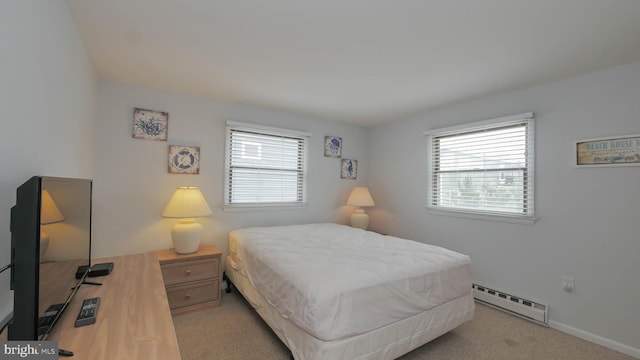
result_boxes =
[93,79,369,261]
[0,0,96,327]
[2,2,636,355]
[368,62,640,356]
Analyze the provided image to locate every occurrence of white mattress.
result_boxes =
[225,259,475,360]
[228,223,472,341]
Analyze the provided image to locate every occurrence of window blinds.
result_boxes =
[426,113,535,219]
[224,122,309,207]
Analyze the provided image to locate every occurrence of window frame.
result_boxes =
[425,113,536,224]
[223,121,310,210]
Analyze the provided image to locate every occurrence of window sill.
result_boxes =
[427,208,537,225]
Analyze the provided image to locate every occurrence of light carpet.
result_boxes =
[173,290,635,360]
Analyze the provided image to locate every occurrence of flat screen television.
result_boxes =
[8,176,93,340]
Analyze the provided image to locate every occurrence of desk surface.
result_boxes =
[47,252,182,359]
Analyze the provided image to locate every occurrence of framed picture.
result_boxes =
[324,136,342,158]
[341,159,357,179]
[575,134,640,167]
[168,145,200,174]
[133,108,168,141]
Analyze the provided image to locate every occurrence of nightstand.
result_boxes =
[157,245,222,315]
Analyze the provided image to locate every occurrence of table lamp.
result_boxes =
[162,187,213,254]
[40,188,65,260]
[346,186,375,230]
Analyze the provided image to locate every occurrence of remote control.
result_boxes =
[75,297,100,327]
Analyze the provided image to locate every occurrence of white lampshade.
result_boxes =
[162,187,212,254]
[162,187,213,218]
[346,187,375,207]
[40,188,65,260]
[346,187,375,230]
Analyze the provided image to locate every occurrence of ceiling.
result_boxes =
[66,0,640,127]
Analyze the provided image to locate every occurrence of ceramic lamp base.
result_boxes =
[350,208,370,230]
[171,218,202,254]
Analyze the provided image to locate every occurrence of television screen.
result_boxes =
[9,176,92,340]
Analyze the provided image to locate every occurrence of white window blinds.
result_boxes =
[224,122,309,207]
[426,113,535,220]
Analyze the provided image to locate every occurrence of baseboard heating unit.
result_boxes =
[472,283,548,326]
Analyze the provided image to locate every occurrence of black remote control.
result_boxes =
[75,297,100,327]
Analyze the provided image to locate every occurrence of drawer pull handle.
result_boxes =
[185,270,191,276]
[184,294,191,300]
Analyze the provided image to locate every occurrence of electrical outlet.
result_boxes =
[562,276,575,292]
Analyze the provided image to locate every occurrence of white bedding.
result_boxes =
[228,223,472,341]
[225,261,475,360]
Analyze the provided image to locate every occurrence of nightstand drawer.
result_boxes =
[160,257,219,286]
[166,279,219,309]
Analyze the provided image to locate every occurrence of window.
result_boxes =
[224,121,309,207]
[426,113,535,221]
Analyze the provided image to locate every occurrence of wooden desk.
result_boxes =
[46,252,181,359]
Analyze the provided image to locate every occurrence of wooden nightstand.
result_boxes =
[157,245,222,315]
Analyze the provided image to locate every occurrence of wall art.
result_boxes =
[324,136,342,158]
[576,134,640,167]
[168,145,200,174]
[341,159,357,179]
[133,108,168,140]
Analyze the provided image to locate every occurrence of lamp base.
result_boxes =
[350,208,370,230]
[171,219,203,254]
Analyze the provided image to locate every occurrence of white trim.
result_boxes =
[226,120,312,138]
[425,113,535,221]
[549,320,640,359]
[224,122,309,207]
[424,112,534,136]
[428,209,537,225]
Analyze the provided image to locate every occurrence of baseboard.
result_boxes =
[549,320,640,359]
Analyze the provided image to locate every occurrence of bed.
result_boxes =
[224,223,474,360]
